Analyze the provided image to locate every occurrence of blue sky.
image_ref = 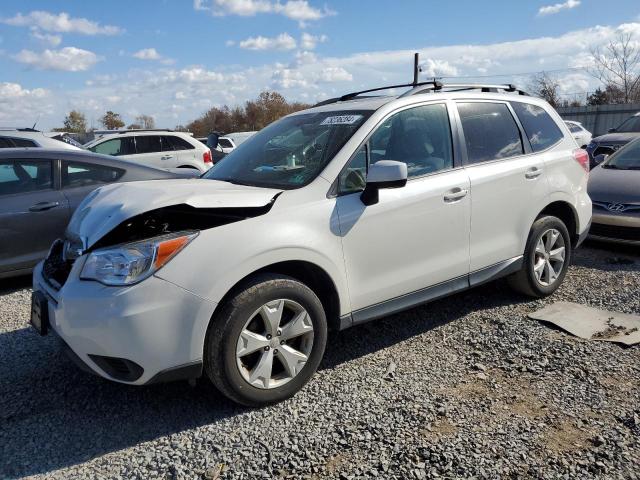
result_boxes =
[1,0,639,129]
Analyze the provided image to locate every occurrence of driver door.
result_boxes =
[335,103,471,317]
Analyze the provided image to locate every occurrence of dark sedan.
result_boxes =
[0,148,184,278]
[586,113,640,169]
[588,137,640,245]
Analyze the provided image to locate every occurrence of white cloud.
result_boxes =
[239,33,297,50]
[538,0,581,16]
[319,66,352,82]
[2,10,122,35]
[300,32,327,50]
[0,82,52,126]
[132,48,175,64]
[419,59,458,77]
[13,47,101,71]
[271,68,309,88]
[30,29,62,46]
[15,21,640,132]
[195,0,334,24]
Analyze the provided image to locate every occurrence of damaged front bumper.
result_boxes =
[32,259,217,385]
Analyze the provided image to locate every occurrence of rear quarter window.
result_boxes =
[166,135,195,151]
[11,138,38,147]
[511,102,564,152]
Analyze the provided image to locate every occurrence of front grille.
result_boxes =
[590,223,640,242]
[42,240,73,290]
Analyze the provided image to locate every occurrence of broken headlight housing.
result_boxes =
[80,231,198,286]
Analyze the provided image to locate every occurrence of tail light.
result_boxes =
[573,148,589,173]
[203,149,212,164]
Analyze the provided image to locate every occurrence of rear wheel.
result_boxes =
[508,216,571,297]
[204,274,327,406]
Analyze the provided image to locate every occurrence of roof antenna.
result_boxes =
[32,115,40,131]
[413,52,419,86]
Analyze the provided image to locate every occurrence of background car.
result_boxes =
[564,120,592,148]
[219,131,257,153]
[0,128,82,150]
[84,129,212,172]
[588,137,640,245]
[586,112,640,169]
[0,148,185,278]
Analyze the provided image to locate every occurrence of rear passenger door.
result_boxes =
[0,158,68,273]
[132,135,171,168]
[456,101,549,274]
[163,135,196,167]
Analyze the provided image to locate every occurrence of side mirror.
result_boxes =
[608,128,617,133]
[361,160,408,206]
[207,132,220,149]
[594,153,608,165]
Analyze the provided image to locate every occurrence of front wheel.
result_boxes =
[204,274,327,406]
[508,216,572,297]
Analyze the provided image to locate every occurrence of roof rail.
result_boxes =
[0,127,40,132]
[313,80,444,107]
[401,83,529,97]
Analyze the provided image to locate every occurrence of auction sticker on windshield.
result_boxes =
[320,115,363,126]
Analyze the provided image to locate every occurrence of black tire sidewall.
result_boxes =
[523,216,572,296]
[210,276,327,406]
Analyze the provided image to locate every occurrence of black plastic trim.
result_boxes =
[145,362,203,385]
[88,354,144,382]
[340,256,523,330]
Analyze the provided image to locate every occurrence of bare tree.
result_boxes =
[135,114,155,129]
[589,32,640,104]
[529,72,561,108]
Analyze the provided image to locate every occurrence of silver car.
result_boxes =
[588,137,640,245]
[0,148,183,278]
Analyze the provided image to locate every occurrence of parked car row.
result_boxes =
[585,112,640,168]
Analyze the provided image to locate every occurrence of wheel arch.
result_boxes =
[210,260,343,332]
[536,200,579,247]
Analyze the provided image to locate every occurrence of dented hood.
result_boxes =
[66,179,282,248]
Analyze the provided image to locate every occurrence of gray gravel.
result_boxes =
[1,241,639,479]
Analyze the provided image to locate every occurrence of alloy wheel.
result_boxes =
[533,228,566,287]
[235,299,314,389]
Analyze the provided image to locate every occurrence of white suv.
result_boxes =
[32,82,592,406]
[85,130,212,172]
[0,129,82,150]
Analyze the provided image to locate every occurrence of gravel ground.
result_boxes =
[1,241,639,480]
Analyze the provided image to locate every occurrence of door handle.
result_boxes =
[161,155,173,160]
[29,201,60,212]
[525,167,543,179]
[443,187,468,203]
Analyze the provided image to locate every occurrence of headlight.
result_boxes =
[80,231,198,286]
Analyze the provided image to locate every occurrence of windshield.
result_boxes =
[204,110,372,189]
[615,115,640,133]
[604,139,640,169]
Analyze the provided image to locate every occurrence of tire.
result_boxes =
[508,215,572,298]
[204,274,327,407]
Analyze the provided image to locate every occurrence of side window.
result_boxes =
[160,136,176,152]
[166,135,195,151]
[338,104,454,193]
[0,159,53,196]
[135,135,162,154]
[61,161,124,189]
[12,138,38,147]
[568,124,582,133]
[90,138,135,156]
[457,102,524,164]
[338,144,368,194]
[511,102,564,152]
[0,138,14,148]
[218,138,234,149]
